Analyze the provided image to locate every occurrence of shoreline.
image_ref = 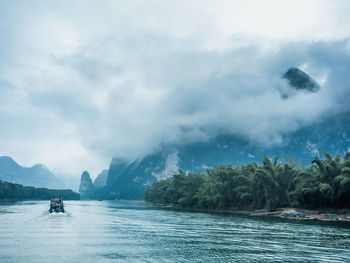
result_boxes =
[146,203,350,222]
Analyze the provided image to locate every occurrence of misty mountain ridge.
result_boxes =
[81,67,350,200]
[87,108,350,200]
[0,156,66,189]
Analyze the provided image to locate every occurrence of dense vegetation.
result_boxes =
[145,153,350,210]
[0,180,80,200]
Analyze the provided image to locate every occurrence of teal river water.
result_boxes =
[0,201,349,262]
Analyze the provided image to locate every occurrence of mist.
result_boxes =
[1,0,350,177]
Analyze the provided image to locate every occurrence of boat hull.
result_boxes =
[49,206,65,213]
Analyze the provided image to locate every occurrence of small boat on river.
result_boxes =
[49,196,65,213]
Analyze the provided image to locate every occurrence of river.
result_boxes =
[0,201,349,262]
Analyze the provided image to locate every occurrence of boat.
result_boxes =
[49,196,65,213]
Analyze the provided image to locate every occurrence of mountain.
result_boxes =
[87,67,350,200]
[79,171,95,199]
[0,156,66,189]
[92,156,164,200]
[278,67,321,99]
[93,169,108,189]
[89,109,350,201]
[283,67,321,92]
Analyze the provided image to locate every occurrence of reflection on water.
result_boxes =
[0,201,349,262]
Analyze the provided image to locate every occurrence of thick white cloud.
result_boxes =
[0,0,350,178]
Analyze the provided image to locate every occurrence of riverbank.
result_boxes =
[147,203,350,222]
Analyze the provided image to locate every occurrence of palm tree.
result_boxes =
[334,152,350,206]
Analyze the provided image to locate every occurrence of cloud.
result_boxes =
[1,0,350,177]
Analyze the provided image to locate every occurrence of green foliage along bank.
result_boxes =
[0,180,80,200]
[145,153,350,211]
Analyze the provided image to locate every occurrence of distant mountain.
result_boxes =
[79,171,95,199]
[93,169,108,189]
[0,156,66,189]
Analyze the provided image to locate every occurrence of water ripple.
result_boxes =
[0,201,349,263]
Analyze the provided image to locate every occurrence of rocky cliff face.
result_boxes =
[79,171,95,199]
[91,152,180,200]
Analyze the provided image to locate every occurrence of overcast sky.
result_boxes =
[1,0,350,178]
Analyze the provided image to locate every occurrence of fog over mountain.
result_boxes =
[1,1,350,179]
